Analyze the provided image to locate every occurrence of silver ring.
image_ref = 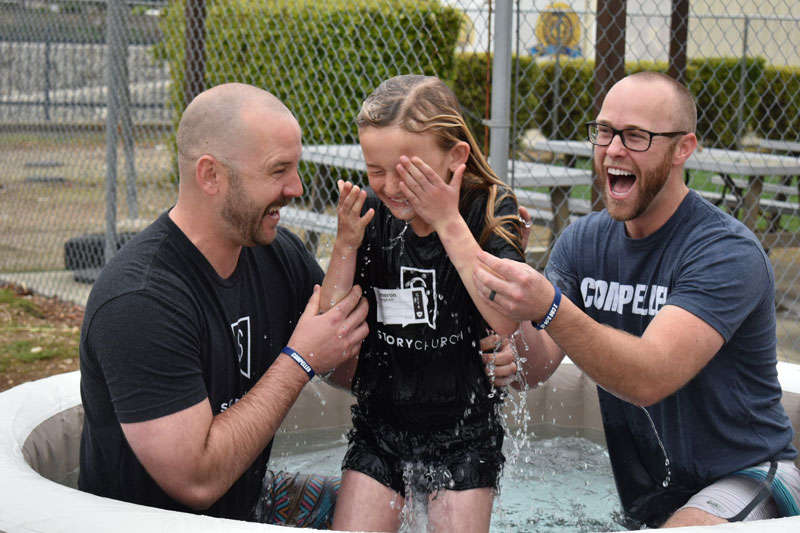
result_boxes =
[488,289,496,302]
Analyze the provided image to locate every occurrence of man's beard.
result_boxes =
[221,167,278,247]
[600,145,675,222]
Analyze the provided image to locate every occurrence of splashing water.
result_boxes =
[498,331,533,479]
[271,426,625,532]
[397,461,458,533]
[485,346,497,399]
[383,220,410,255]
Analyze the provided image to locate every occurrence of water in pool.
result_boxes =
[271,425,626,532]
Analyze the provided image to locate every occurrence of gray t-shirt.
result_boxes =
[546,190,796,523]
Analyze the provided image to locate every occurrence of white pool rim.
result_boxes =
[1,362,799,533]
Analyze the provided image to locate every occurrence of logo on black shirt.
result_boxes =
[401,266,437,328]
[230,316,251,378]
[373,267,439,329]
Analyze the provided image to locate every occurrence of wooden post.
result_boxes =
[592,0,627,210]
[668,0,690,84]
[183,0,207,106]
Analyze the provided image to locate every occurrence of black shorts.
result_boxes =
[341,406,505,497]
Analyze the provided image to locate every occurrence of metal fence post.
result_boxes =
[488,0,513,183]
[116,3,138,221]
[44,40,51,121]
[104,0,123,264]
[737,15,750,148]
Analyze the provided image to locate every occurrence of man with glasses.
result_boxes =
[474,71,800,527]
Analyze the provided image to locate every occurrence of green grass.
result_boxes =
[0,287,44,318]
[0,287,81,381]
[4,339,59,364]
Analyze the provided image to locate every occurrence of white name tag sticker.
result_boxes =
[374,287,429,326]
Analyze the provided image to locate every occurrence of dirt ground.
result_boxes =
[0,130,175,273]
[0,282,83,392]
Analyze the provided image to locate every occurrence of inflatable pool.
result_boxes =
[2,362,799,532]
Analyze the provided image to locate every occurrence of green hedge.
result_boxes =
[756,65,800,141]
[155,0,462,147]
[452,55,615,152]
[452,54,774,151]
[525,59,596,143]
[684,57,765,149]
[155,0,798,165]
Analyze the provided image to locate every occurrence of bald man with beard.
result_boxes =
[474,72,800,527]
[78,83,369,526]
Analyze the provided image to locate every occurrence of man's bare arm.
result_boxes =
[122,285,369,509]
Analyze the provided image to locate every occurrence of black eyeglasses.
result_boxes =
[587,122,687,152]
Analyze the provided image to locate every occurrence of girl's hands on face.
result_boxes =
[396,155,464,230]
[335,180,374,249]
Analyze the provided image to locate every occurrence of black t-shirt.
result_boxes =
[78,211,323,520]
[352,189,524,430]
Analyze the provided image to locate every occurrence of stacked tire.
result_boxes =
[63,232,137,283]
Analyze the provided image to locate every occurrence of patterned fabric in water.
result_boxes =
[252,469,341,529]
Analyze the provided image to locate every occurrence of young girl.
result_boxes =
[321,74,525,532]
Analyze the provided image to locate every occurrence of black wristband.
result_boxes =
[281,346,315,380]
[531,286,561,330]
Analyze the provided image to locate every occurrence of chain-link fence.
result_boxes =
[2,0,800,359]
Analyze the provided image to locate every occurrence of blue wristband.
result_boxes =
[281,346,315,380]
[532,285,561,330]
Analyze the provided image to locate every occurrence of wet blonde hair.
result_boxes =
[357,74,523,256]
